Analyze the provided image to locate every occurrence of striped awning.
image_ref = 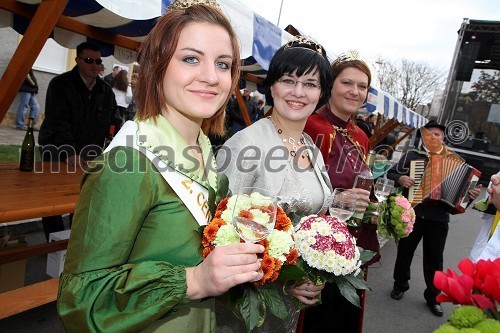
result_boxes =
[0,0,293,74]
[365,86,429,129]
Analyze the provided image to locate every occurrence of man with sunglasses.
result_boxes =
[38,41,117,240]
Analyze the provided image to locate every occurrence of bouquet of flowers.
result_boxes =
[433,258,500,332]
[202,188,298,332]
[377,193,415,241]
[279,215,374,307]
[434,257,500,318]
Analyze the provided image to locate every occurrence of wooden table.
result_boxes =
[0,162,84,318]
[0,162,84,224]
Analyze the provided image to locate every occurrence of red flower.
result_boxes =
[434,258,499,310]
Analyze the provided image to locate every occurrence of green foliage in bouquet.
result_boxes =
[216,283,289,332]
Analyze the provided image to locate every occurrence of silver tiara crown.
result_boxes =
[283,35,325,56]
[167,0,221,11]
[332,50,366,67]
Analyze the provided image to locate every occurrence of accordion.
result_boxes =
[408,152,481,214]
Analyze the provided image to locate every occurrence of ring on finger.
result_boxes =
[306,287,310,292]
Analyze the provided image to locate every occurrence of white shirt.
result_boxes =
[112,86,133,108]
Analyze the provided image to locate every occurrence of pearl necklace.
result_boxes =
[268,116,308,159]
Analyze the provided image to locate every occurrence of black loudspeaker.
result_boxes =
[455,42,480,81]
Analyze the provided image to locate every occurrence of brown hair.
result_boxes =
[135,5,240,136]
[331,59,372,128]
[113,70,129,92]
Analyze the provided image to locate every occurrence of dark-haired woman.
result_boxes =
[112,69,133,129]
[217,35,333,332]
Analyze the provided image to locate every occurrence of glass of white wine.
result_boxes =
[232,188,277,243]
[329,188,357,223]
[374,178,395,203]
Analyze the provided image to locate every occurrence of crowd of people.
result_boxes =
[7,0,498,332]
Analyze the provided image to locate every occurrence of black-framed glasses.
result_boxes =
[77,56,103,65]
[277,78,320,90]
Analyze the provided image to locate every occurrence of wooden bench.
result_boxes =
[0,162,82,319]
[0,277,59,319]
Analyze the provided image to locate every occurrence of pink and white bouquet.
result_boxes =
[279,215,374,307]
[377,194,415,241]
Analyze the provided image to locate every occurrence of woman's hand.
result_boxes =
[185,243,264,300]
[350,188,370,213]
[289,280,324,305]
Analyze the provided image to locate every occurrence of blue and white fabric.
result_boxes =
[365,86,428,129]
[0,0,293,73]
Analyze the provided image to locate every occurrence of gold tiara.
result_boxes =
[332,50,366,67]
[283,35,325,56]
[167,0,221,11]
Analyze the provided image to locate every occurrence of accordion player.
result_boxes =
[408,150,481,214]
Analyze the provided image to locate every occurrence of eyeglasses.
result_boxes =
[277,78,320,90]
[77,57,103,65]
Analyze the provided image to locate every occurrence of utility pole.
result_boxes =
[277,0,284,26]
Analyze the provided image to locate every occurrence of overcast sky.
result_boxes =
[237,0,500,72]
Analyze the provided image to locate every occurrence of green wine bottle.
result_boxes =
[19,117,35,172]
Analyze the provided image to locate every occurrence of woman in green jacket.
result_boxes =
[57,2,264,332]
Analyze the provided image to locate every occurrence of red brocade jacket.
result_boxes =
[304,105,380,264]
[304,106,370,189]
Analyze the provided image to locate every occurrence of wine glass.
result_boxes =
[374,178,395,203]
[329,188,357,223]
[232,187,277,243]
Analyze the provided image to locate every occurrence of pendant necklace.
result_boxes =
[268,116,308,159]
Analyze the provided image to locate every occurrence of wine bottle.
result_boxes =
[19,117,35,172]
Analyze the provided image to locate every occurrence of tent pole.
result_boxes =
[235,88,252,126]
[0,0,69,122]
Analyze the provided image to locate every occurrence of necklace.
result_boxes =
[332,124,366,163]
[268,116,308,159]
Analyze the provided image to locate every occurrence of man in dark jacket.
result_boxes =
[387,121,481,317]
[15,69,40,130]
[38,42,117,240]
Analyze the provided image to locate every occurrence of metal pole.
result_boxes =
[277,0,284,26]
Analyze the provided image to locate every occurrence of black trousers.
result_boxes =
[302,282,361,333]
[393,215,449,304]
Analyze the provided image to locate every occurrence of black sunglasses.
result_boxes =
[77,56,103,65]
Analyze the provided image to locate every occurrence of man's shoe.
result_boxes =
[390,289,404,300]
[16,126,27,131]
[427,303,443,317]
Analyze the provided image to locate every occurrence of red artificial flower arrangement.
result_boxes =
[434,257,500,319]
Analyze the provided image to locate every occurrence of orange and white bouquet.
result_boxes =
[202,187,298,331]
